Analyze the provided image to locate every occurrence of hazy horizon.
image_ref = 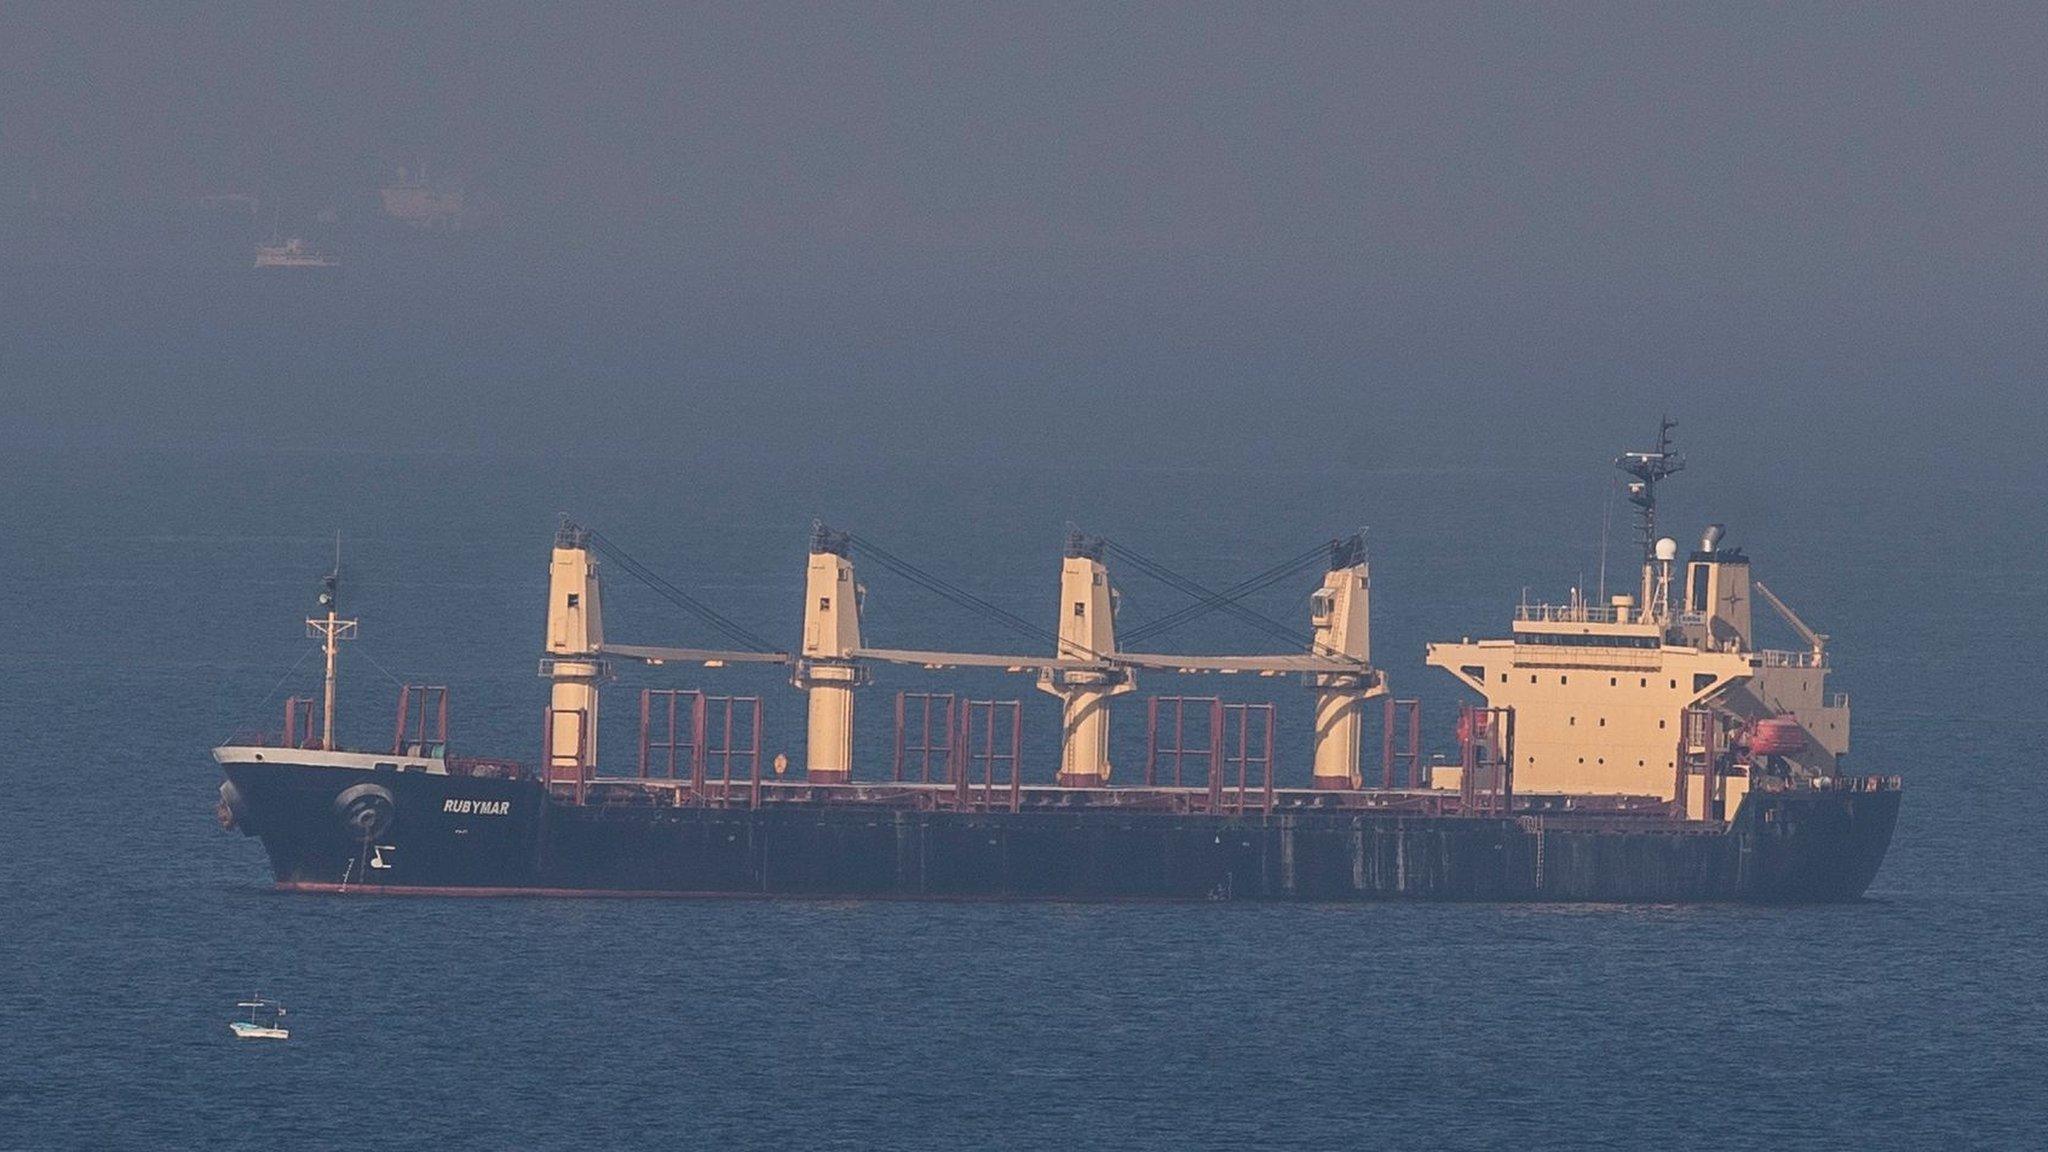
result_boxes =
[6,11,2048,1151]
[4,4,2044,477]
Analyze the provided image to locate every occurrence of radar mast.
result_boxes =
[306,532,357,749]
[1616,417,1684,620]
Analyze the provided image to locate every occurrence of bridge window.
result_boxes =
[1074,602,1086,617]
[819,597,831,612]
[1516,632,1661,649]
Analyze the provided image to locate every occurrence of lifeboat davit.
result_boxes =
[1749,716,1807,756]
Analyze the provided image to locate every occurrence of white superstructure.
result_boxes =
[1426,424,1850,819]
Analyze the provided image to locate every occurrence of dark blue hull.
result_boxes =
[220,761,1900,903]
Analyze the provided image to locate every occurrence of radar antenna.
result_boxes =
[1616,416,1684,564]
[306,531,358,749]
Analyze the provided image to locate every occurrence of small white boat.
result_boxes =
[229,996,289,1040]
[253,238,337,269]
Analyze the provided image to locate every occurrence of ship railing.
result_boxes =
[1754,649,1827,669]
[1515,603,1627,624]
[223,723,328,751]
[447,757,529,781]
[1826,692,1850,709]
[223,728,282,748]
[1808,774,1903,793]
[1752,775,1828,796]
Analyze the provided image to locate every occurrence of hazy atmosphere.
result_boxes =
[5,4,2043,471]
[4,6,2046,1151]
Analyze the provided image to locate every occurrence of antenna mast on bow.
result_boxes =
[306,532,358,749]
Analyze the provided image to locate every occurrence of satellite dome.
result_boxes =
[1654,537,1680,562]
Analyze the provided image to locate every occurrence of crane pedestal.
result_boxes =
[798,661,858,784]
[1052,675,1121,787]
[1310,684,1367,790]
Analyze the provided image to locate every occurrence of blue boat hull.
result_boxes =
[220,760,1899,903]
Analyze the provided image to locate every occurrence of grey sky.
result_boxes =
[3,3,2043,472]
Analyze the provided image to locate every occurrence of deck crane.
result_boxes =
[546,522,1387,790]
[1752,580,1828,664]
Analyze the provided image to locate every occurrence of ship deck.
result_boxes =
[559,773,1680,820]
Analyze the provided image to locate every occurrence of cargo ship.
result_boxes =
[215,427,1899,902]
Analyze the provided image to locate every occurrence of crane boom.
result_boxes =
[849,647,1371,677]
[1752,580,1827,660]
[600,643,792,666]
[851,646,1090,671]
[1113,651,1379,677]
[597,642,1374,677]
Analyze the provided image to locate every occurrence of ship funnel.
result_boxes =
[1701,523,1725,553]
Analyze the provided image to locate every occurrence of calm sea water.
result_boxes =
[2,446,2042,1150]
